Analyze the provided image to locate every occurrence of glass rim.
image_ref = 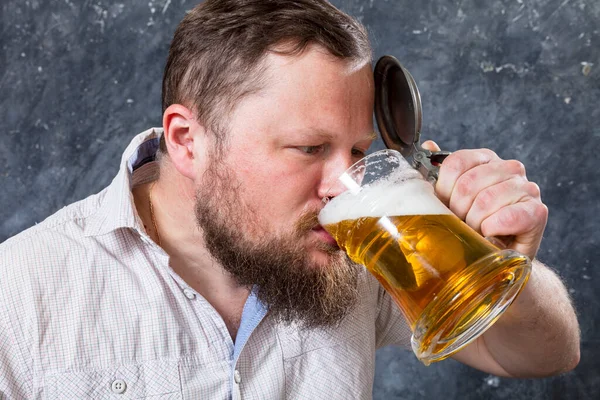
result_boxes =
[322,148,405,203]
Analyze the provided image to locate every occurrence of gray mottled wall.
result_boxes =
[1,0,598,399]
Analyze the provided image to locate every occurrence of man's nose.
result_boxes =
[318,155,361,200]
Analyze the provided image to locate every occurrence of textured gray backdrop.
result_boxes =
[1,0,598,398]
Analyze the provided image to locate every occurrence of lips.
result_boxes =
[312,225,339,247]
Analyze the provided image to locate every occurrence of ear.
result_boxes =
[162,104,207,180]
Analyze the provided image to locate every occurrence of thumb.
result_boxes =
[422,140,441,152]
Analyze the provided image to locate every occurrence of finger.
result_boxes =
[421,140,441,152]
[480,200,548,260]
[464,177,541,233]
[447,159,529,221]
[435,149,501,205]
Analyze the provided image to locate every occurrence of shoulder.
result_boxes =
[0,188,108,280]
[0,187,124,344]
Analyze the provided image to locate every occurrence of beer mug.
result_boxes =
[318,149,531,364]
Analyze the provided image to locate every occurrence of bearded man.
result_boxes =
[0,0,579,398]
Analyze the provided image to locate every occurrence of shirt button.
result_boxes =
[183,288,196,300]
[111,379,127,394]
[234,369,242,384]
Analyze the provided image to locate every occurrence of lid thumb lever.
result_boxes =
[411,144,451,183]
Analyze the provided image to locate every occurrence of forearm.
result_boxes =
[481,259,580,377]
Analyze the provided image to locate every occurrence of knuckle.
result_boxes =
[497,208,521,227]
[506,159,526,176]
[473,187,496,211]
[442,153,468,174]
[442,149,497,176]
[481,148,499,160]
[534,202,549,221]
[454,172,476,198]
[525,181,541,198]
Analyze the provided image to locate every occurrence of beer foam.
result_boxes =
[319,178,452,225]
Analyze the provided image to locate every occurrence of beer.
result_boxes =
[319,177,530,364]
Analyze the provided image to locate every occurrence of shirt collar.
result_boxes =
[84,127,163,237]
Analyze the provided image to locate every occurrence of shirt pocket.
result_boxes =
[45,359,182,400]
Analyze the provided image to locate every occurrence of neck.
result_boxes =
[152,165,222,278]
[134,161,250,300]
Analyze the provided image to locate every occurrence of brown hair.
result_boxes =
[160,0,371,153]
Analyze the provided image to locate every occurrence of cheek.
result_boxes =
[239,166,321,224]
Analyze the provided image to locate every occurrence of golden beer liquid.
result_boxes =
[324,213,530,363]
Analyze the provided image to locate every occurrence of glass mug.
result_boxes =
[318,149,531,365]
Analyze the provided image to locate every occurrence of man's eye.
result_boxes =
[298,145,325,155]
[351,148,366,158]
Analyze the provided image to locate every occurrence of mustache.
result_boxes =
[295,208,321,235]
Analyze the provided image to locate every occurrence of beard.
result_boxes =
[195,159,360,330]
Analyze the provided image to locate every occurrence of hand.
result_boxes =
[422,141,548,260]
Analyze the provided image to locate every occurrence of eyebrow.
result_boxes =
[365,131,378,140]
[297,129,378,142]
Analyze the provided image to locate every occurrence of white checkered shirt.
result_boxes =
[0,128,412,399]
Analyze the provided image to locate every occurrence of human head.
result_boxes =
[160,0,371,154]
[160,0,375,328]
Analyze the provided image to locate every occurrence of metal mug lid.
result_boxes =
[374,55,451,183]
[374,55,423,158]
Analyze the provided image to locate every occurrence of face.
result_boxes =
[217,46,375,261]
[195,45,375,328]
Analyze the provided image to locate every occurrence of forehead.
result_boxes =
[263,45,373,96]
[255,47,373,126]
[220,44,375,152]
